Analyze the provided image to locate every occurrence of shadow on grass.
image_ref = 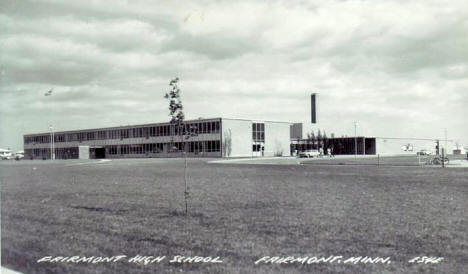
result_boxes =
[71,205,129,214]
[301,162,421,167]
[158,209,205,218]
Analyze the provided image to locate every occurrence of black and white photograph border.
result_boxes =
[1,0,467,273]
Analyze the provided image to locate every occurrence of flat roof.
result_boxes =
[221,117,294,124]
[24,117,222,137]
[24,117,295,136]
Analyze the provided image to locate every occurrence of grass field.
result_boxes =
[1,158,467,273]
[301,154,467,167]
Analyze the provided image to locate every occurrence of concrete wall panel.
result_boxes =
[264,122,291,157]
[78,146,89,159]
[221,119,252,157]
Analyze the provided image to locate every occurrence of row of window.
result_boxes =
[188,140,220,153]
[107,141,221,155]
[108,143,165,155]
[24,121,221,144]
[24,141,222,158]
[24,147,79,159]
[27,135,51,144]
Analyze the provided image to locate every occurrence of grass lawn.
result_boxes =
[1,158,467,273]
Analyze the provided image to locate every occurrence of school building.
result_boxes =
[23,118,292,159]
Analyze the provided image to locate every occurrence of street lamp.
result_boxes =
[444,128,447,154]
[49,125,55,160]
[354,121,357,158]
[44,88,55,160]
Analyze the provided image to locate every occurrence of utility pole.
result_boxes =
[354,121,357,158]
[45,88,55,160]
[49,125,55,160]
[444,128,447,154]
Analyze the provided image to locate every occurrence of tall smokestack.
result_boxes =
[311,93,317,124]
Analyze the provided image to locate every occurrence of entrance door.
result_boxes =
[252,142,264,157]
[95,147,106,159]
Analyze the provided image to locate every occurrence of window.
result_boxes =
[132,128,140,138]
[78,132,86,142]
[158,143,163,152]
[54,134,65,143]
[210,122,215,133]
[200,123,206,133]
[108,145,119,155]
[121,129,129,139]
[97,131,107,140]
[169,142,184,152]
[67,133,77,142]
[131,128,145,138]
[252,123,265,142]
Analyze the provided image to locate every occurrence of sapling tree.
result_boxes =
[164,77,184,132]
[164,77,197,215]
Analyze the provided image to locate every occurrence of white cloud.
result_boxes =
[1,0,467,150]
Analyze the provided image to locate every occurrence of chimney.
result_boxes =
[311,93,317,124]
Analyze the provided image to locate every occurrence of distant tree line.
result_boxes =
[306,129,334,148]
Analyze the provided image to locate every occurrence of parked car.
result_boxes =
[298,149,320,158]
[0,148,14,160]
[416,149,432,156]
[15,151,24,160]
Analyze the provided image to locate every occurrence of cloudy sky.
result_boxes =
[1,0,467,151]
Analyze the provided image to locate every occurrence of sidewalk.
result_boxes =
[1,267,23,274]
[447,159,468,168]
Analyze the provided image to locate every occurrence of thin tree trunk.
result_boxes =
[182,129,189,215]
[184,148,188,215]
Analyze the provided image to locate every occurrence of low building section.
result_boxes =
[291,137,377,156]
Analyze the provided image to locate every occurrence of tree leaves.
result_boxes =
[164,77,185,125]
